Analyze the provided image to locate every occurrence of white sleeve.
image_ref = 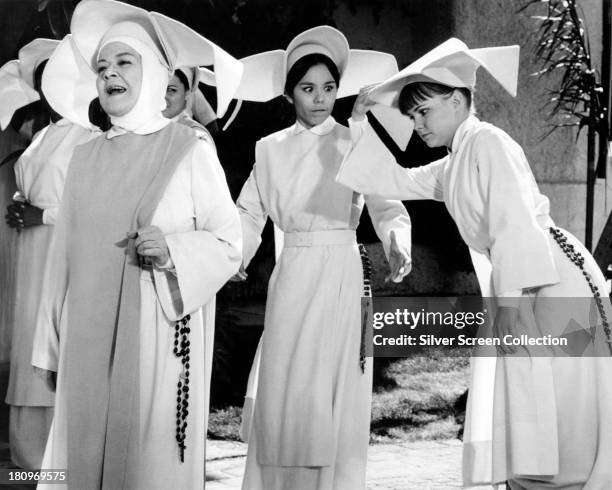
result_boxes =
[337,120,447,201]
[236,154,268,268]
[152,140,242,321]
[365,194,412,260]
[475,129,559,294]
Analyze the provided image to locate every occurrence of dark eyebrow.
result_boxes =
[98,52,136,64]
[298,80,336,86]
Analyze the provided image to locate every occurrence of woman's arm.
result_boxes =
[364,194,412,282]
[236,147,269,268]
[31,179,71,374]
[337,119,447,201]
[475,128,559,296]
[152,140,242,320]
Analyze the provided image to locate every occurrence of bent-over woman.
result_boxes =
[337,38,612,489]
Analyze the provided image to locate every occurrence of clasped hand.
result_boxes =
[5,200,44,230]
[127,226,170,268]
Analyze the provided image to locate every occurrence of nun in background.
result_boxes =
[163,66,217,142]
[32,0,243,488]
[1,38,100,470]
[337,38,612,489]
[233,26,412,490]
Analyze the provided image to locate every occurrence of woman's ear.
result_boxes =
[283,94,294,105]
[450,89,463,108]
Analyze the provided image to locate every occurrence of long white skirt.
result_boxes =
[463,230,612,488]
[38,272,215,489]
[242,240,372,490]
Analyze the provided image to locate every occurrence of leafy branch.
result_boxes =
[521,0,608,146]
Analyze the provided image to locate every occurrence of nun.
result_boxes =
[32,1,243,488]
[163,66,216,142]
[337,38,612,489]
[233,26,412,490]
[2,38,100,470]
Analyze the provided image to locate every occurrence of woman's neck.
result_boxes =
[445,112,471,150]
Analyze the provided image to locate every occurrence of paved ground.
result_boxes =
[207,439,469,490]
[0,431,476,489]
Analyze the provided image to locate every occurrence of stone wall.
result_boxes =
[452,0,607,242]
[333,0,608,294]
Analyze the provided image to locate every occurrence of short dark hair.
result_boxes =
[398,82,472,115]
[174,69,190,91]
[284,53,340,96]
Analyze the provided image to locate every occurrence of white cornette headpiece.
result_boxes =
[42,0,243,128]
[368,37,520,109]
[198,25,412,147]
[0,38,59,130]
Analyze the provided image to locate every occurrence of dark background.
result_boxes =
[0,0,475,407]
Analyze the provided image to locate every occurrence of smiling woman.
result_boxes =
[163,71,188,118]
[96,44,142,117]
[32,1,243,489]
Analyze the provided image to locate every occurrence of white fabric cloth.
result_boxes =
[32,135,241,489]
[9,406,54,469]
[237,115,411,489]
[13,119,98,227]
[366,38,519,109]
[172,110,215,148]
[337,115,559,295]
[336,114,612,488]
[0,128,28,363]
[5,120,97,470]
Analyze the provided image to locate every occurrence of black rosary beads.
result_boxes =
[173,314,191,462]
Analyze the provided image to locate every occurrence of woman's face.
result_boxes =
[96,42,142,117]
[406,91,464,148]
[289,63,337,129]
[163,74,188,118]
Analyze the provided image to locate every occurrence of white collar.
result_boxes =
[106,117,171,139]
[449,114,479,154]
[293,115,336,136]
[53,118,72,127]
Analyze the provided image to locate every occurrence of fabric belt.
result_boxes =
[283,229,356,248]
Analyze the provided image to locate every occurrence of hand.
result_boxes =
[386,230,411,283]
[229,264,248,282]
[351,84,378,121]
[5,201,44,230]
[127,226,170,268]
[493,306,519,355]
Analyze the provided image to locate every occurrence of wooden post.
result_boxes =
[586,125,596,251]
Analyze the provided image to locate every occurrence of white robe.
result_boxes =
[6,119,98,469]
[0,127,27,364]
[237,116,411,490]
[32,133,242,489]
[336,114,612,489]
